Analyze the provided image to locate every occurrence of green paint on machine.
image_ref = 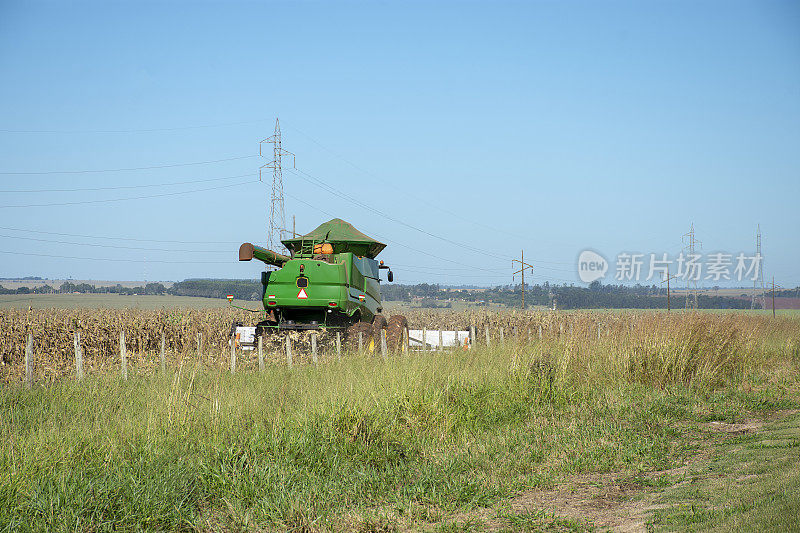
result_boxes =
[238,219,393,331]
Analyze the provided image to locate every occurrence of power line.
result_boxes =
[0,246,570,281]
[396,260,570,274]
[288,123,693,269]
[0,226,239,244]
[390,266,508,278]
[0,234,575,282]
[287,166,574,268]
[0,172,254,193]
[287,167,516,260]
[283,184,582,287]
[391,262,504,273]
[0,250,229,264]
[0,179,257,208]
[0,154,257,175]
[284,188,577,286]
[388,264,578,282]
[284,122,548,246]
[283,190,506,274]
[0,118,274,134]
[0,233,231,253]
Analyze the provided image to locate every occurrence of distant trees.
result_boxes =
[0,284,55,295]
[381,282,753,310]
[379,283,441,302]
[2,278,786,310]
[1,280,259,299]
[168,279,260,300]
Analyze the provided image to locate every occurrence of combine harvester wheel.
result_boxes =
[386,315,409,352]
[346,321,376,353]
[372,313,387,333]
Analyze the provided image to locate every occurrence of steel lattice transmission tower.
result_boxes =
[751,224,767,310]
[259,118,295,254]
[682,223,702,310]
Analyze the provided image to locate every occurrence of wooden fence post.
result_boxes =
[438,329,443,351]
[538,325,542,340]
[485,326,490,348]
[336,332,342,361]
[311,333,318,365]
[74,330,83,381]
[285,336,293,369]
[196,333,202,358]
[230,333,236,374]
[422,327,427,352]
[160,332,166,372]
[403,328,409,354]
[469,326,475,350]
[380,329,387,360]
[120,330,128,381]
[25,333,33,389]
[500,327,505,346]
[258,335,264,372]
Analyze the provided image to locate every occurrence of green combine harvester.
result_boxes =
[237,218,409,351]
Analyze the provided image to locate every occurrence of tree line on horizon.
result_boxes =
[380,281,756,310]
[1,279,785,309]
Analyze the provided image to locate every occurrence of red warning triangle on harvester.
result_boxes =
[297,288,308,299]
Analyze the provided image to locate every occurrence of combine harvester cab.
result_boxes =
[236,218,409,352]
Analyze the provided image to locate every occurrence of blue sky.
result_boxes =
[0,0,798,287]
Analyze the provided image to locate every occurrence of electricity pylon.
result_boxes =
[259,118,295,254]
[751,224,767,310]
[682,223,702,310]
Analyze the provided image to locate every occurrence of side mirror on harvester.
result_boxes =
[388,270,394,282]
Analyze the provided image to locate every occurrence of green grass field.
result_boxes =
[1,312,798,531]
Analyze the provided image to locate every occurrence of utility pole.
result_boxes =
[682,223,702,311]
[259,118,295,254]
[767,278,787,318]
[660,265,679,312]
[768,277,788,318]
[512,250,534,310]
[751,224,766,310]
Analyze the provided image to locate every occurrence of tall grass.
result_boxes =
[1,313,798,531]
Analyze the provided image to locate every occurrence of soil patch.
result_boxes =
[504,473,653,532]
[442,409,800,532]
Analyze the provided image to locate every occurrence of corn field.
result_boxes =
[0,308,251,382]
[1,308,798,386]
